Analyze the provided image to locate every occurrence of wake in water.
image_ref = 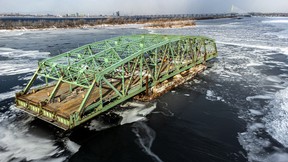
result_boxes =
[88,101,157,131]
[116,102,157,125]
[132,122,163,162]
[85,101,162,161]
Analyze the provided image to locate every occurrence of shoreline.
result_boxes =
[0,20,197,32]
[0,23,143,32]
[0,16,238,31]
[0,18,196,31]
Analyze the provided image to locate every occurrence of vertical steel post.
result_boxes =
[99,80,103,108]
[203,39,207,62]
[145,75,149,95]
[140,55,143,86]
[121,65,125,96]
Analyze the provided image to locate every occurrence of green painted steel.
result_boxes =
[15,34,217,130]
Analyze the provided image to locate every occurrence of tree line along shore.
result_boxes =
[0,17,198,30]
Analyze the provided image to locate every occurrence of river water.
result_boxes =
[0,17,288,162]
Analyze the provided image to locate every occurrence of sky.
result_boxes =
[0,0,287,15]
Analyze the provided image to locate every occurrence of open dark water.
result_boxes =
[0,17,288,162]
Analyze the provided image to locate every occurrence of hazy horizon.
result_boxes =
[0,0,288,15]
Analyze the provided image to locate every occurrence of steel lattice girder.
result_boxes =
[34,34,216,87]
[19,34,217,130]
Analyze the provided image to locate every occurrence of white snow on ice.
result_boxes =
[0,48,50,76]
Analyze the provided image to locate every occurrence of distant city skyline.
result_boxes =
[0,0,287,15]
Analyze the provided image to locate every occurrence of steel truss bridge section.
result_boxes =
[15,34,217,130]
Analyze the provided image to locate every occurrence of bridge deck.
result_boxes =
[18,78,136,119]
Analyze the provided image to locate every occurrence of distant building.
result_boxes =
[116,11,120,17]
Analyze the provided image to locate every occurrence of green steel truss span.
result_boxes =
[15,34,218,130]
